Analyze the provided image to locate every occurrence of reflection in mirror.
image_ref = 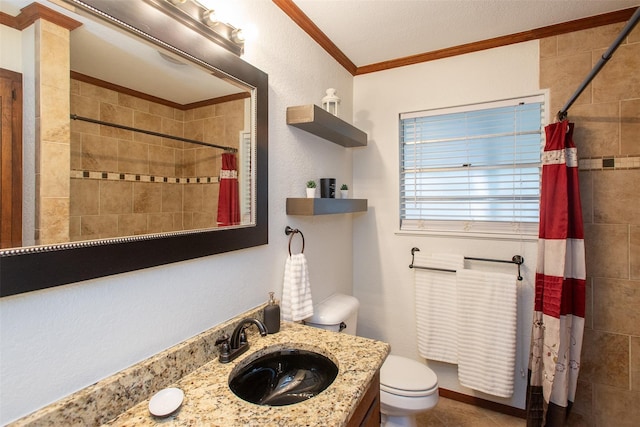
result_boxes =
[0,0,268,297]
[15,6,254,249]
[65,19,254,245]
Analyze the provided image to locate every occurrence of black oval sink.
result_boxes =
[229,349,338,406]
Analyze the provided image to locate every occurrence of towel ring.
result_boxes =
[285,226,305,255]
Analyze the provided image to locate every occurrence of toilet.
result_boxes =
[305,294,438,427]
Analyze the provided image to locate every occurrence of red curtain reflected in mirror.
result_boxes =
[217,153,240,226]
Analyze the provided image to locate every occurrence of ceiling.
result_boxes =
[288,0,639,70]
[3,0,638,100]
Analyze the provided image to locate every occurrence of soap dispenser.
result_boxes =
[264,292,280,334]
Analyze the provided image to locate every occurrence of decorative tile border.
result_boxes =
[70,169,219,184]
[578,156,640,171]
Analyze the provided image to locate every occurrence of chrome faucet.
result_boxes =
[215,318,268,363]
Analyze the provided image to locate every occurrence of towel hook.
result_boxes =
[285,226,305,256]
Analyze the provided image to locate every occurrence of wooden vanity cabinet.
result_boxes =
[347,372,381,427]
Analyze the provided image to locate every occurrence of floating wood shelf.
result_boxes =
[286,104,367,148]
[286,198,368,215]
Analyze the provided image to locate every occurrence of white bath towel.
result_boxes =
[456,269,517,398]
[414,253,465,364]
[281,253,314,322]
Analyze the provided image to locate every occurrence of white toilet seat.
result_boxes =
[380,355,438,397]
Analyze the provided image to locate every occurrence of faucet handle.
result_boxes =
[215,333,231,356]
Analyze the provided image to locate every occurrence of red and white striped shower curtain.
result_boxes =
[217,152,240,227]
[526,120,586,426]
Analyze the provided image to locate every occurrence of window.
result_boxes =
[399,95,544,235]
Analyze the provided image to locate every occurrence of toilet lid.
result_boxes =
[380,355,438,397]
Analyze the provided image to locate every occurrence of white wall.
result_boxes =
[0,1,355,423]
[352,41,541,409]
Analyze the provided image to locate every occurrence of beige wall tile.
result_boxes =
[119,93,149,112]
[79,81,118,104]
[70,179,99,216]
[629,22,640,43]
[195,148,219,177]
[148,213,177,233]
[592,43,640,103]
[593,384,640,427]
[540,37,557,58]
[570,102,620,158]
[148,102,174,119]
[192,105,215,120]
[69,215,81,241]
[133,182,162,214]
[100,102,133,140]
[557,23,625,56]
[183,185,203,212]
[182,212,193,229]
[584,277,593,330]
[38,197,69,245]
[118,214,148,236]
[572,379,593,420]
[149,145,175,177]
[162,184,183,213]
[71,94,100,120]
[134,111,162,133]
[191,212,215,229]
[540,53,592,115]
[621,99,640,155]
[118,140,149,175]
[100,181,133,214]
[584,224,629,279]
[40,85,70,142]
[180,149,196,177]
[184,118,205,142]
[631,226,640,280]
[82,134,118,172]
[71,131,82,170]
[162,116,184,138]
[632,336,640,391]
[593,278,640,335]
[80,215,118,239]
[581,328,629,388]
[579,171,593,224]
[39,141,70,198]
[202,183,218,213]
[592,170,640,225]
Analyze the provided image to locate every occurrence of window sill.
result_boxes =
[395,229,538,242]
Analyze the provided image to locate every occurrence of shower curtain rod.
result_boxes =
[70,114,238,152]
[408,247,524,281]
[557,6,640,121]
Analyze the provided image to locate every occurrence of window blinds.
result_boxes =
[400,95,544,234]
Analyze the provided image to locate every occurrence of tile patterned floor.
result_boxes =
[415,397,526,426]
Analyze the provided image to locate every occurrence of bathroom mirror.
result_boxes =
[0,0,268,297]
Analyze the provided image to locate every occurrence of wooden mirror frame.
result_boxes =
[0,0,268,297]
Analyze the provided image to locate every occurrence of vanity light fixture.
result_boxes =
[160,0,245,56]
[202,9,219,27]
[231,28,245,44]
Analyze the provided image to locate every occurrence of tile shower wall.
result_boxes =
[540,22,639,427]
[37,19,71,245]
[69,79,244,241]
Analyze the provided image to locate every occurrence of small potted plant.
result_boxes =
[340,184,349,199]
[306,180,317,198]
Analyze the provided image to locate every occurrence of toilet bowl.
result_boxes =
[379,354,438,427]
[305,294,439,427]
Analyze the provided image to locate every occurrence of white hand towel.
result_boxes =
[281,253,314,322]
[414,253,465,364]
[456,268,517,398]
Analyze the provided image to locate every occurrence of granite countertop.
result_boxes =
[104,322,390,426]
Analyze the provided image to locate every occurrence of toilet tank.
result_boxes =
[305,294,359,335]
